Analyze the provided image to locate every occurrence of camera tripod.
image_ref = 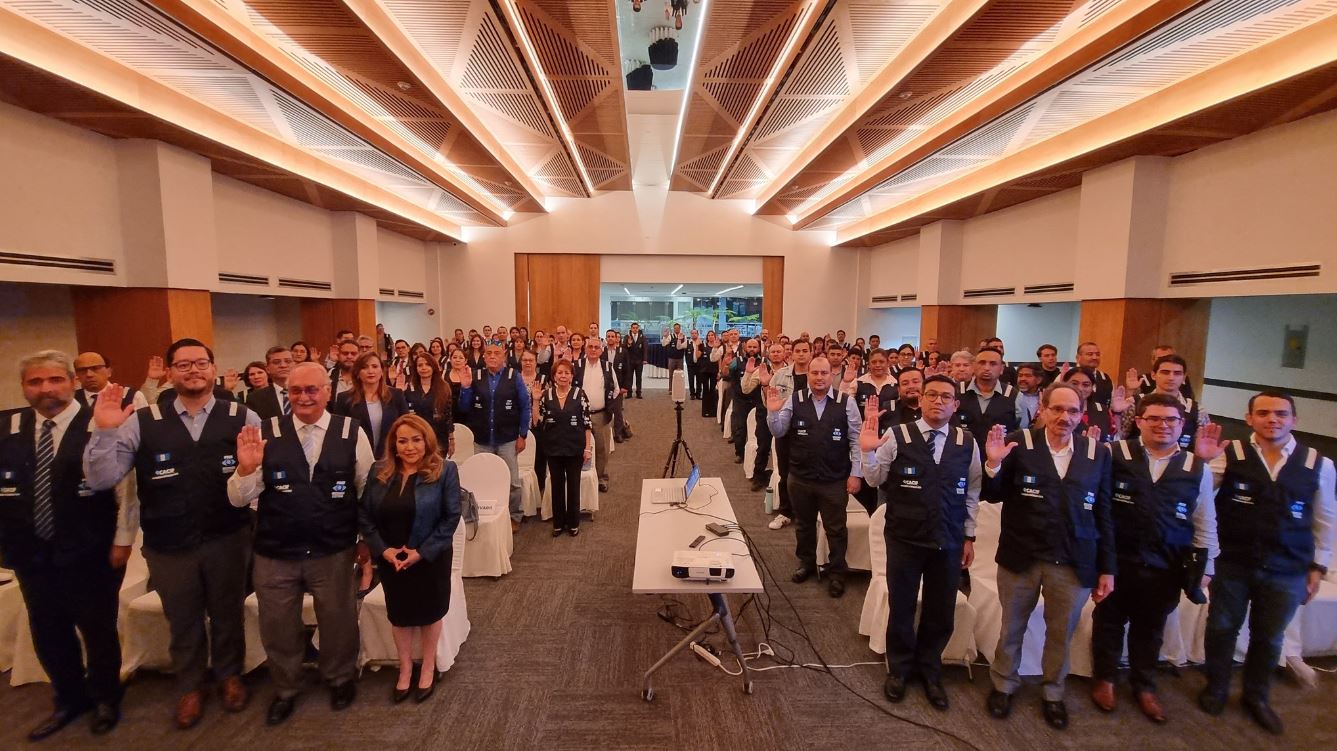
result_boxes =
[661,401,697,478]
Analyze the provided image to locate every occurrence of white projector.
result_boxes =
[670,550,735,582]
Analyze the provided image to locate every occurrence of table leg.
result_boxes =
[711,592,754,695]
[642,611,721,701]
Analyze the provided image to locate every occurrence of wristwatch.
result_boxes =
[1310,563,1328,576]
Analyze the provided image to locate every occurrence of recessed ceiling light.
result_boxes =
[897,91,913,99]
[715,285,743,296]
[671,284,683,295]
[396,81,412,91]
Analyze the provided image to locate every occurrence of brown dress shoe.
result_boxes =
[219,675,250,713]
[1091,680,1116,712]
[1136,691,1167,723]
[175,690,204,730]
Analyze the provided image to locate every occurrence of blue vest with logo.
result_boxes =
[254,414,361,559]
[1215,440,1322,575]
[1109,439,1201,570]
[787,390,853,483]
[882,423,975,550]
[469,367,523,444]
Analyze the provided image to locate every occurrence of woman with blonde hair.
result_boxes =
[358,414,461,704]
[333,351,410,456]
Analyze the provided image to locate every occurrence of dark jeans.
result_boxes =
[774,435,793,517]
[752,407,772,480]
[789,475,847,573]
[628,362,644,396]
[16,555,126,711]
[1091,561,1182,693]
[731,398,755,460]
[700,373,718,418]
[885,540,962,682]
[143,526,250,691]
[547,454,583,530]
[1204,563,1307,702]
[687,361,700,398]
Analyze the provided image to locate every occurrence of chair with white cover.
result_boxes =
[816,496,872,572]
[459,453,514,578]
[858,504,978,666]
[743,410,758,480]
[722,402,733,440]
[716,388,726,426]
[539,465,600,520]
[517,438,541,518]
[0,579,23,675]
[359,523,470,671]
[451,424,475,464]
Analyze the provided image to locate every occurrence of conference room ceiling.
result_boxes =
[1,0,1335,245]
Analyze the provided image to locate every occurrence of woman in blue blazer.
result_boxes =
[358,414,461,704]
[333,351,411,456]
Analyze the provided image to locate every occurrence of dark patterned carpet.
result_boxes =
[1,390,1333,749]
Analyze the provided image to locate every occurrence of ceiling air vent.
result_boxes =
[1169,264,1321,287]
[962,286,1015,299]
[871,295,898,303]
[1024,282,1074,295]
[378,288,395,296]
[277,277,333,291]
[219,272,269,286]
[397,289,425,299]
[900,293,917,302]
[0,251,115,274]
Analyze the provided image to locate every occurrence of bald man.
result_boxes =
[73,353,148,413]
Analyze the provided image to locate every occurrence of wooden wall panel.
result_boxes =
[514,254,530,329]
[1079,298,1209,394]
[72,287,214,387]
[762,256,784,335]
[522,253,599,335]
[920,304,998,354]
[302,298,377,350]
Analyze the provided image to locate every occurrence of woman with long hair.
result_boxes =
[243,360,270,398]
[404,353,454,452]
[289,341,311,364]
[537,360,592,536]
[428,338,447,370]
[444,349,472,435]
[358,414,460,703]
[333,351,410,456]
[506,337,527,370]
[465,334,486,369]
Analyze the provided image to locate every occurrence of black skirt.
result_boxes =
[375,476,452,628]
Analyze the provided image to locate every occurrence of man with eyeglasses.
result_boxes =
[246,346,295,420]
[227,362,374,725]
[1089,393,1219,723]
[72,353,147,413]
[1195,390,1335,735]
[860,374,981,711]
[84,338,260,730]
[982,382,1115,730]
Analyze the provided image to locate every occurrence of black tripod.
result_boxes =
[661,401,697,478]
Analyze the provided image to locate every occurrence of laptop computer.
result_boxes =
[653,464,701,504]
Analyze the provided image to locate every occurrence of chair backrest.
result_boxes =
[746,408,756,434]
[452,424,475,462]
[868,503,887,573]
[516,436,535,469]
[458,452,510,509]
[971,501,1003,578]
[451,521,466,572]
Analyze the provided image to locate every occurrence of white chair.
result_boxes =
[816,496,872,572]
[539,465,600,520]
[517,438,542,518]
[459,453,514,578]
[743,410,758,480]
[359,523,470,671]
[716,387,726,426]
[722,402,733,440]
[858,505,978,666]
[451,424,475,463]
[0,579,23,674]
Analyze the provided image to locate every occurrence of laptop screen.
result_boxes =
[684,464,701,501]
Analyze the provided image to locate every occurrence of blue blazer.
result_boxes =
[359,461,461,563]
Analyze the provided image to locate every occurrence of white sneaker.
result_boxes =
[767,514,790,531]
[1287,656,1318,688]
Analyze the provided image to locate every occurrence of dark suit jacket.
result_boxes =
[359,462,461,563]
[607,346,631,389]
[332,388,411,457]
[625,333,646,364]
[245,384,286,420]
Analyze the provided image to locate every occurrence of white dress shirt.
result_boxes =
[227,410,375,508]
[40,400,139,547]
[862,419,983,537]
[83,385,149,411]
[985,432,1075,478]
[583,359,606,412]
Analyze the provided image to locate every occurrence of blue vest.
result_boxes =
[1216,440,1322,575]
[1109,439,1201,570]
[853,380,899,437]
[788,390,853,483]
[469,367,523,444]
[954,381,1018,458]
[881,423,975,550]
[254,414,361,559]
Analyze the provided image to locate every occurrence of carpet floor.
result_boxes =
[2,390,1334,749]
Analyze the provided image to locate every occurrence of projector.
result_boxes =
[670,550,735,582]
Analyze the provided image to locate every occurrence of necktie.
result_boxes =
[300,424,319,468]
[281,388,291,415]
[926,429,941,462]
[33,419,56,540]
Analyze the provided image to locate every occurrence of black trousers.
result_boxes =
[853,480,878,515]
[533,428,548,493]
[15,554,126,711]
[628,363,644,396]
[774,435,793,517]
[752,407,772,480]
[686,361,700,398]
[547,455,583,530]
[885,540,961,682]
[720,384,734,437]
[700,372,718,418]
[731,398,755,459]
[789,475,847,573]
[1091,561,1181,694]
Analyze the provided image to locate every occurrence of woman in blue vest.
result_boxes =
[359,414,461,704]
[538,360,593,536]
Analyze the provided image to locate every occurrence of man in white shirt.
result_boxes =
[574,338,618,492]
[73,352,149,413]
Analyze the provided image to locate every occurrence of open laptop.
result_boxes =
[653,464,701,504]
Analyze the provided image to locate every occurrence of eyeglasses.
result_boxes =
[921,391,955,403]
[1137,415,1182,426]
[288,386,325,397]
[171,359,213,372]
[1046,406,1083,417]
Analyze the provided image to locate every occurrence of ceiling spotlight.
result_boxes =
[396,81,412,91]
[502,209,514,220]
[897,90,913,99]
[671,284,683,295]
[785,213,798,224]
[623,286,632,295]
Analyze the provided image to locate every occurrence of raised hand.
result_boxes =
[858,407,888,452]
[1194,422,1229,461]
[235,424,267,476]
[92,383,133,430]
[309,346,322,364]
[763,385,784,413]
[1109,385,1133,414]
[145,355,166,383]
[1124,367,1141,393]
[393,368,407,390]
[842,361,857,383]
[744,357,757,374]
[1084,425,1102,443]
[984,424,1017,468]
[759,364,774,386]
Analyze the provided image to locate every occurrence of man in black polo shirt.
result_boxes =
[84,338,260,730]
[227,362,375,725]
[2,351,126,740]
[860,375,980,710]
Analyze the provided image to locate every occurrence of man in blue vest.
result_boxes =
[1,351,128,740]
[955,347,1022,461]
[1197,390,1335,735]
[227,362,375,725]
[458,342,530,532]
[860,374,981,710]
[84,338,261,730]
[1089,393,1219,723]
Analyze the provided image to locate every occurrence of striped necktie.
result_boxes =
[280,388,291,415]
[300,423,319,476]
[33,419,56,540]
[926,429,941,462]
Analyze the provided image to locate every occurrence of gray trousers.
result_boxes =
[253,548,359,698]
[592,410,611,483]
[143,526,250,691]
[478,441,523,522]
[990,562,1091,701]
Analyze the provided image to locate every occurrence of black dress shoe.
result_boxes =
[883,674,907,703]
[1042,699,1069,730]
[89,703,120,735]
[923,679,949,710]
[827,577,846,598]
[1242,696,1284,735]
[552,528,564,537]
[414,673,437,703]
[28,707,86,742]
[1197,687,1227,716]
[733,455,744,464]
[987,690,1012,719]
[791,566,815,583]
[330,682,356,711]
[266,697,296,726]
[568,528,580,537]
